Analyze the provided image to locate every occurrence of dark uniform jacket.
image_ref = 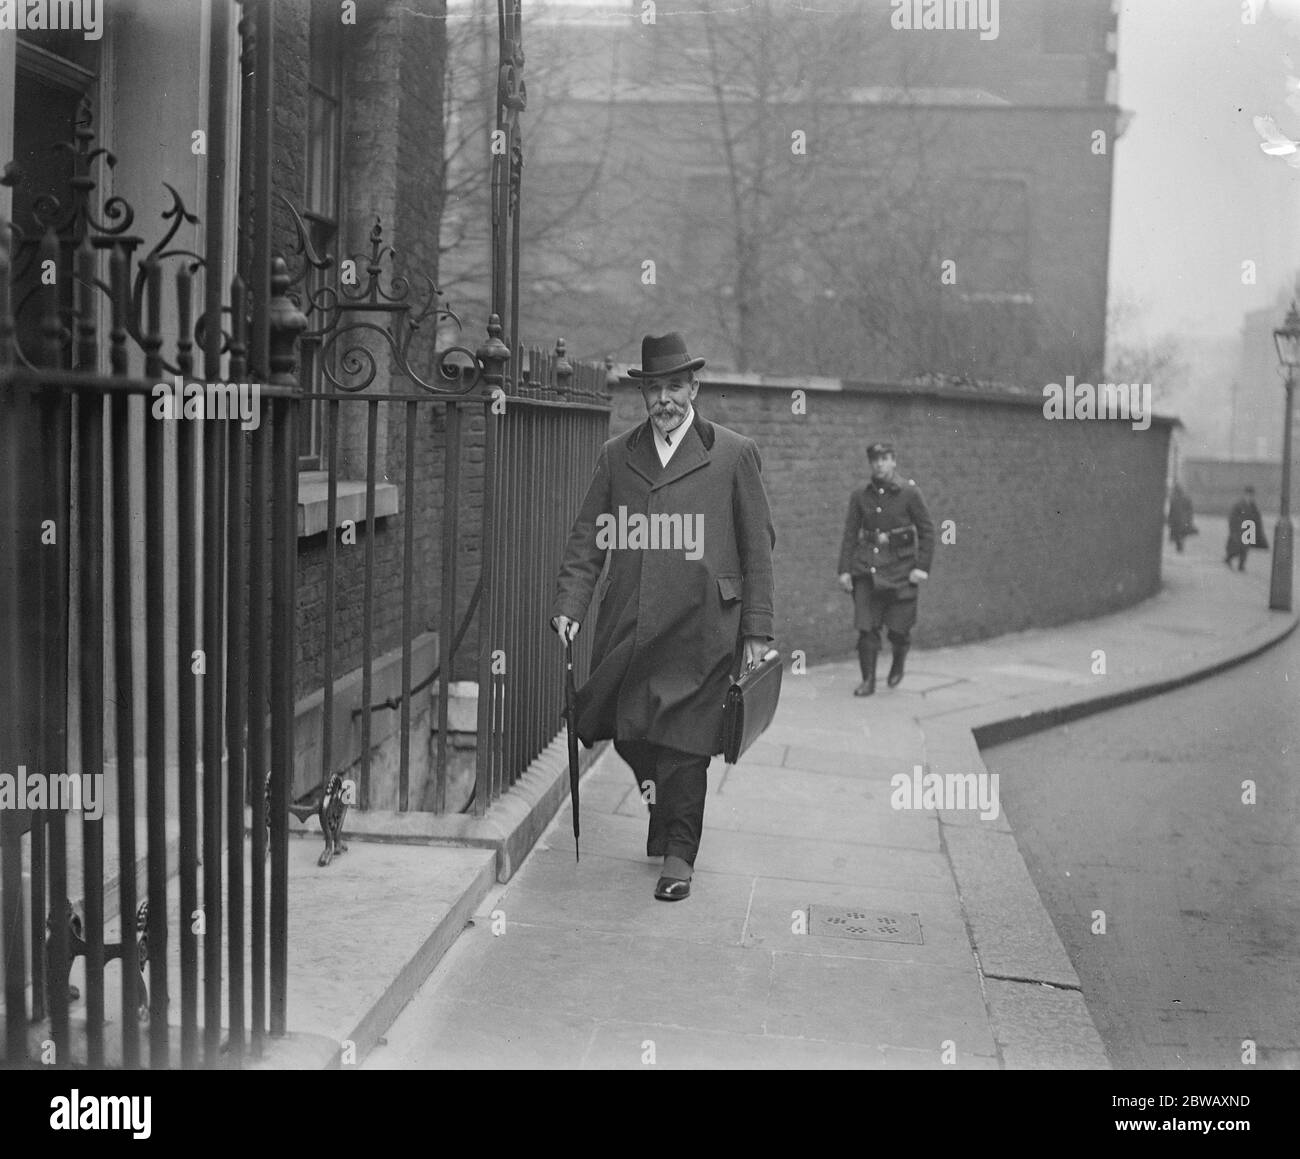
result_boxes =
[552,413,776,757]
[838,475,935,597]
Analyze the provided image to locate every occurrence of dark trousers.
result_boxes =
[852,578,918,648]
[614,739,709,867]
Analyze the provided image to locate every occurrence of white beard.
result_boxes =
[652,411,684,437]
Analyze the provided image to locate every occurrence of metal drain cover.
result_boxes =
[807,906,923,944]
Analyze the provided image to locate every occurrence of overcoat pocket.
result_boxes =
[716,575,743,603]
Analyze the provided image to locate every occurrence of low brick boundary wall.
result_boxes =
[610,373,1176,662]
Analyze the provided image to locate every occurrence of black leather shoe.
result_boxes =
[887,646,909,688]
[853,679,875,697]
[654,876,691,901]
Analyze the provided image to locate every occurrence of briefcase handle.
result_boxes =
[742,646,780,675]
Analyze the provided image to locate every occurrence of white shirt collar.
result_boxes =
[652,404,695,466]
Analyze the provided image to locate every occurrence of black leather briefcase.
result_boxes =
[721,649,783,765]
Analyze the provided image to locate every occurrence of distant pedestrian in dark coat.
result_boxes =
[837,442,934,695]
[551,332,775,902]
[1168,483,1196,552]
[1225,485,1266,571]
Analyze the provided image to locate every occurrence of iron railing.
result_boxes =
[1,0,614,1074]
[475,345,610,813]
[284,201,611,822]
[0,0,299,1069]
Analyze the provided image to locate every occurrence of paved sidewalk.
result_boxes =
[361,530,1294,1070]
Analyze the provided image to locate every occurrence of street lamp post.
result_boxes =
[1269,299,1300,611]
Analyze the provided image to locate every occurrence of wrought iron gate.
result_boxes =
[0,0,297,1069]
[0,0,611,1070]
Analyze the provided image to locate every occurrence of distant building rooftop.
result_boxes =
[564,80,1010,106]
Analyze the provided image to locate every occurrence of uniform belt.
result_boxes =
[861,525,917,547]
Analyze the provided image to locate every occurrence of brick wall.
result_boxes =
[1183,458,1294,518]
[611,375,1173,661]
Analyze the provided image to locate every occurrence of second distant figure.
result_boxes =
[838,442,935,696]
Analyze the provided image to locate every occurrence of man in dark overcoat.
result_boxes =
[1225,484,1267,571]
[1167,482,1196,552]
[837,442,934,695]
[551,333,775,901]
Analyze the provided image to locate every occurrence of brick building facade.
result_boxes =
[480,0,1122,390]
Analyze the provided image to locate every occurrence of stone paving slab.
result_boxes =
[54,836,495,1069]
[579,1022,998,1070]
[715,763,896,812]
[765,952,997,1056]
[763,721,913,755]
[779,742,924,776]
[366,995,598,1069]
[728,754,907,782]
[418,922,775,1035]
[625,782,939,851]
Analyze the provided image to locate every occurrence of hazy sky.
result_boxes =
[1111,0,1300,340]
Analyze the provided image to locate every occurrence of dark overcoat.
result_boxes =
[837,476,935,595]
[1226,498,1267,553]
[552,413,775,757]
[1168,487,1195,538]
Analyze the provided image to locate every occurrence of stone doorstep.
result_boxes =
[10,836,496,1070]
[6,734,600,1070]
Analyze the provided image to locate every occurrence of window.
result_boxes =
[299,6,345,469]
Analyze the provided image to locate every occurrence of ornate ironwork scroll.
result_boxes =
[280,200,485,395]
[4,98,206,376]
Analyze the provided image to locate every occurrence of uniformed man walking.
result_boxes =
[837,442,935,696]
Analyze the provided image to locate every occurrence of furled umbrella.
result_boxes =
[564,633,580,862]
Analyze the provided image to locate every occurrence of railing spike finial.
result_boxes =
[366,217,386,299]
[477,313,510,392]
[268,256,307,389]
[554,337,573,397]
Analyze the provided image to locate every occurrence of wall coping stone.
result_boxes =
[609,367,1181,427]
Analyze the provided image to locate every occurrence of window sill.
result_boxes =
[297,475,399,538]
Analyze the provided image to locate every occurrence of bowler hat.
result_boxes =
[627,332,706,379]
[867,441,896,459]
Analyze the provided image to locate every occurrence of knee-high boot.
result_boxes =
[887,642,910,687]
[855,637,878,696]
